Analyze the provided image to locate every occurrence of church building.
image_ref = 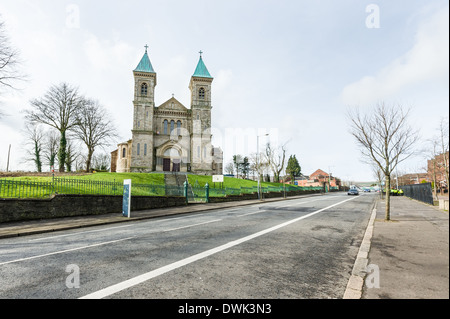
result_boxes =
[110,46,223,175]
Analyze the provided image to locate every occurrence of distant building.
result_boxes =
[294,169,341,189]
[397,173,429,186]
[427,151,449,191]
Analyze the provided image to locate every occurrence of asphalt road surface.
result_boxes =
[0,192,376,299]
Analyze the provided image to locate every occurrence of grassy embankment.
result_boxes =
[0,172,299,198]
[5,172,287,188]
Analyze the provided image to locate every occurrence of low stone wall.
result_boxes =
[0,194,187,223]
[209,189,322,203]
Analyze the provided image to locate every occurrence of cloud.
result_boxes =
[83,34,135,71]
[341,7,449,106]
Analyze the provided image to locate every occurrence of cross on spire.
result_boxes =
[199,50,203,57]
[144,44,149,52]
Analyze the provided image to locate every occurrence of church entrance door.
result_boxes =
[163,158,171,172]
[172,162,180,172]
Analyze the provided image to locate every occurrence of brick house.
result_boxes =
[295,169,341,189]
[427,151,449,191]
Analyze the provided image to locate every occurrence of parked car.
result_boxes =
[348,188,359,195]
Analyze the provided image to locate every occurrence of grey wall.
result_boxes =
[0,194,187,223]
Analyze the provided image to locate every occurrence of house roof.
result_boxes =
[310,169,329,178]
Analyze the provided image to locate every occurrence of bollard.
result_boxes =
[184,181,188,204]
[205,183,210,203]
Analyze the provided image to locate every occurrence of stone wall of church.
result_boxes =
[115,141,132,173]
[130,133,153,172]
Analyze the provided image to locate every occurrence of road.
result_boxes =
[0,192,376,299]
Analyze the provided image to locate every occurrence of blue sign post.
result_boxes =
[122,179,131,218]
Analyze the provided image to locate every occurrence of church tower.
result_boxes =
[189,51,213,174]
[130,45,156,172]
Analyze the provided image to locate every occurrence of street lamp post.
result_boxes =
[257,134,269,200]
[328,166,334,193]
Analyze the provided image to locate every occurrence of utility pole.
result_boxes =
[257,133,269,200]
[6,144,11,172]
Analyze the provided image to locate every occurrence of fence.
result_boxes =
[399,183,434,205]
[0,177,324,200]
[0,178,166,199]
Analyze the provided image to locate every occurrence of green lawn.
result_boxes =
[187,175,281,189]
[6,172,166,185]
[5,172,289,188]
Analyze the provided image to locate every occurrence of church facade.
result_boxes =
[110,47,223,175]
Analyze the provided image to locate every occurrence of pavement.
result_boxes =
[0,193,448,299]
[344,195,449,299]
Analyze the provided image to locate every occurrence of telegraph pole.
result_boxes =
[6,144,11,172]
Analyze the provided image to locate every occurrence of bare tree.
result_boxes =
[438,117,449,189]
[427,138,441,201]
[347,102,420,220]
[25,83,84,172]
[92,153,111,171]
[0,18,26,118]
[74,99,118,172]
[372,164,384,199]
[224,162,234,175]
[249,152,269,182]
[65,139,79,172]
[43,130,59,171]
[264,142,287,183]
[22,124,44,172]
[0,19,24,92]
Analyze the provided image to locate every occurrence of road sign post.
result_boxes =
[122,179,131,218]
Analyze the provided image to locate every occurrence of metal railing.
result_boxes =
[1,177,324,200]
[399,183,434,205]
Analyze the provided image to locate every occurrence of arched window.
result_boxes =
[177,121,181,135]
[170,120,175,134]
[141,83,148,96]
[122,148,126,158]
[199,87,205,99]
[137,143,140,156]
[163,120,168,135]
[144,144,147,156]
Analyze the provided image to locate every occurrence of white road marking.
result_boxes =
[236,211,266,217]
[28,224,134,242]
[0,237,135,266]
[27,213,214,242]
[80,195,359,299]
[2,219,223,266]
[162,219,222,232]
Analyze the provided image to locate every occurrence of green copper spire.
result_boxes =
[192,51,212,78]
[134,45,155,73]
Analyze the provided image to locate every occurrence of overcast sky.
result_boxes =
[0,0,448,182]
